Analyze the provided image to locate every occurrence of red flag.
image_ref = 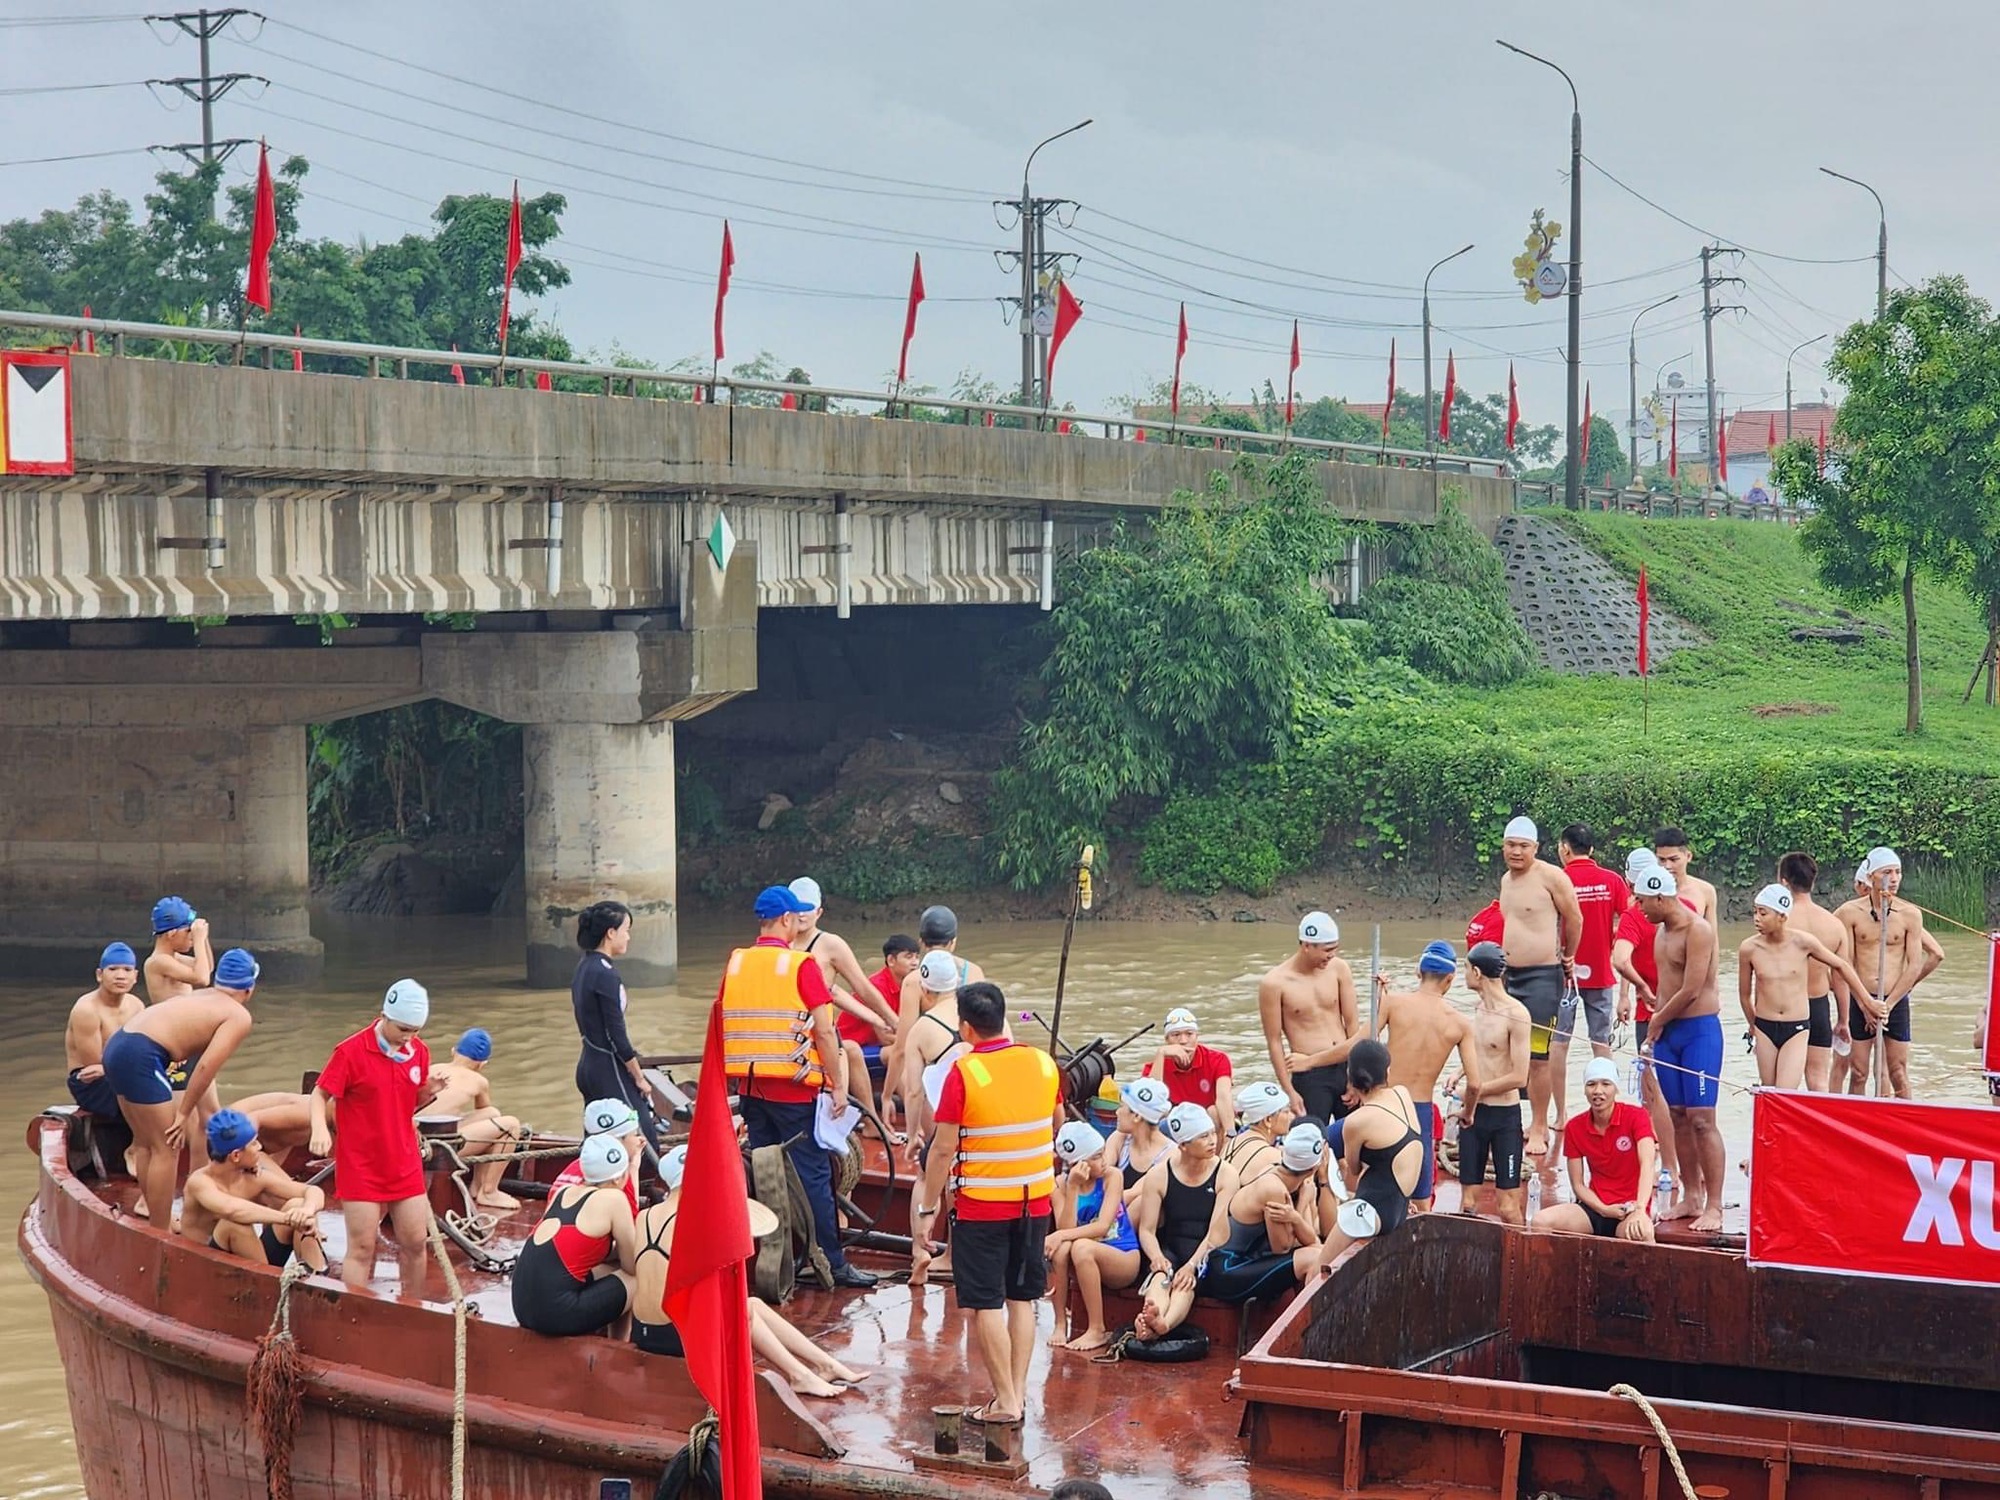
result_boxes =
[1438,351,1457,441]
[694,385,706,404]
[292,325,303,372]
[1637,566,1650,677]
[983,409,993,427]
[1284,319,1301,427]
[713,220,736,365]
[245,139,276,313]
[1983,935,2000,1074]
[535,370,552,392]
[1057,419,1072,435]
[779,391,797,410]
[1045,279,1083,402]
[450,344,465,386]
[1718,409,1730,484]
[79,305,95,355]
[1134,427,1147,443]
[1170,302,1187,420]
[1817,420,1828,477]
[896,252,924,385]
[1579,382,1592,476]
[1382,339,1396,443]
[664,1005,764,1500]
[498,181,523,355]
[1767,412,1778,455]
[1669,397,1678,479]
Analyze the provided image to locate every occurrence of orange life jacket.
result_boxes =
[951,1043,1059,1205]
[719,945,826,1089]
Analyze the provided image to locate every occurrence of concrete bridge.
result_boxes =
[0,315,1513,984]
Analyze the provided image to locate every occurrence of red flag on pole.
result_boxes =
[1438,351,1457,441]
[1579,382,1592,477]
[896,252,924,386]
[1817,420,1828,477]
[1381,339,1397,443]
[713,219,736,366]
[1767,412,1778,455]
[450,344,465,386]
[1718,410,1730,485]
[1170,302,1187,420]
[292,325,303,372]
[245,139,276,313]
[498,181,523,356]
[1045,279,1083,403]
[1669,397,1678,479]
[663,1005,765,1500]
[1284,319,1301,427]
[535,370,552,392]
[1505,363,1519,451]
[1637,566,1650,676]
[79,305,95,355]
[779,391,797,410]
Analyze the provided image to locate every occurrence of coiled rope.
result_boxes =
[1609,1382,1698,1500]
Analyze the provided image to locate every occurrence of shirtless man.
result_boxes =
[143,895,216,1120]
[1635,868,1726,1231]
[1652,829,1718,923]
[1458,941,1532,1223]
[428,1028,524,1210]
[178,1108,328,1272]
[227,1093,316,1158]
[789,877,899,1120]
[1258,912,1359,1130]
[64,943,145,1124]
[1372,941,1483,1212]
[886,904,983,1126]
[1738,884,1871,1090]
[1496,817,1582,1159]
[1837,848,1943,1100]
[101,946,260,1228]
[1777,852,1855,1092]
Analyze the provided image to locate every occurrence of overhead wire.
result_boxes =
[0,11,143,26]
[1582,154,1877,265]
[0,80,152,96]
[0,146,157,168]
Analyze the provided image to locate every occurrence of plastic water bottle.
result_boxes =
[1626,1056,1645,1097]
[1527,1174,1543,1216]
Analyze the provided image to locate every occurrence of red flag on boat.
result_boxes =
[292,326,303,372]
[535,370,552,391]
[1504,363,1518,451]
[498,181,523,356]
[1718,409,1730,484]
[1636,566,1650,676]
[245,140,276,313]
[1170,302,1187,420]
[1438,351,1457,441]
[1382,339,1396,443]
[79,305,95,354]
[1669,397,1678,479]
[450,345,465,386]
[1284,319,1301,427]
[1578,382,1592,476]
[1045,279,1083,403]
[663,1005,764,1499]
[896,252,924,385]
[713,219,736,365]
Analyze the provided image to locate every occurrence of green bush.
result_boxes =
[1358,500,1535,685]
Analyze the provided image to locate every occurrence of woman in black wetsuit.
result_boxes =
[1131,1103,1240,1343]
[571,900,660,1153]
[1315,1038,1423,1270]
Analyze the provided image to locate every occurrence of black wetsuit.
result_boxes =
[571,951,660,1152]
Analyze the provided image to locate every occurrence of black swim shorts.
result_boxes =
[1849,995,1912,1044]
[1290,1063,1351,1126]
[1458,1102,1525,1192]
[1807,994,1834,1050]
[951,1212,1051,1311]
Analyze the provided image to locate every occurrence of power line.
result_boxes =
[0,12,144,26]
[1583,154,1877,266]
[0,80,152,96]
[0,146,157,168]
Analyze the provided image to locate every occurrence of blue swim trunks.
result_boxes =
[66,1067,123,1121]
[1652,1014,1723,1110]
[101,1030,176,1107]
[1412,1102,1437,1201]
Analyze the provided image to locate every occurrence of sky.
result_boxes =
[0,1,1981,436]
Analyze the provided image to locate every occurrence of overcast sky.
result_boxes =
[2,2,1981,429]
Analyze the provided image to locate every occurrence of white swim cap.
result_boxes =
[1754,883,1793,915]
[1299,911,1338,944]
[1634,866,1678,899]
[661,1143,688,1192]
[1119,1076,1171,1123]
[1163,1006,1198,1035]
[583,1098,639,1137]
[918,950,960,993]
[1162,1102,1216,1145]
[1236,1081,1289,1126]
[579,1133,630,1184]
[1865,845,1901,874]
[1055,1121,1105,1166]
[1279,1121,1326,1173]
[1584,1057,1621,1086]
[382,978,430,1028]
[787,876,823,909]
[1504,816,1539,842]
[1624,847,1657,882]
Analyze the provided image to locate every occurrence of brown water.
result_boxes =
[4,912,1994,1498]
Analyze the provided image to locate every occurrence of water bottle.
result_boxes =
[1527,1174,1543,1216]
[1626,1056,1645,1096]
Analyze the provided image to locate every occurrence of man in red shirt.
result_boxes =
[1465,901,1504,953]
[1535,1058,1656,1242]
[309,978,439,1294]
[1141,1007,1235,1130]
[1552,823,1630,1137]
[841,933,918,1116]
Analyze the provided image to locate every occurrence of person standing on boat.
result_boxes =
[1776,852,1855,1092]
[1495,817,1583,1163]
[1535,1058,1657,1241]
[902,949,972,1166]
[846,933,918,1114]
[103,946,260,1228]
[1458,942,1532,1224]
[1738,885,1871,1091]
[885,904,983,1130]
[1141,1008,1235,1133]
[1635,867,1726,1233]
[427,1029,524,1211]
[310,979,439,1295]
[1258,912,1360,1129]
[64,943,144,1124]
[1837,847,1943,1100]
[570,900,661,1155]
[720,885,873,1290]
[1610,848,1686,1195]
[911,980,1062,1424]
[1313,1039,1424,1271]
[1551,825,1629,1133]
[178,1108,328,1272]
[1372,941,1484,1213]
[789,876,899,1045]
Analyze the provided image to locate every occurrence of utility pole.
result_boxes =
[1820,167,1887,319]
[148,9,262,212]
[1699,245,1744,490]
[1002,121,1090,409]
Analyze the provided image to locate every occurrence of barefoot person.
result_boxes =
[428,1028,524,1210]
[1372,941,1483,1212]
[1313,1040,1424,1270]
[1142,1008,1235,1133]
[178,1109,328,1272]
[1611,849,1682,1195]
[1534,1059,1656,1242]
[791,876,898,1121]
[1635,867,1726,1232]
[64,943,144,1124]
[1496,817,1583,1160]
[1129,1104,1239,1345]
[1062,1079,1172,1351]
[1777,852,1855,1093]
[228,1092,316,1158]
[1458,942,1531,1224]
[1222,1081,1295,1180]
[309,979,439,1297]
[1200,1122,1331,1307]
[886,905,984,1127]
[1046,1121,1119,1348]
[511,1133,637,1337]
[1738,885,1871,1090]
[1259,912,1360,1129]
[903,949,973,1162]
[1838,848,1944,1099]
[102,946,260,1228]
[142,896,212,1002]
[1552,824,1629,1134]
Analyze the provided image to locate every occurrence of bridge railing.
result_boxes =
[1515,479,1804,525]
[0,308,1510,480]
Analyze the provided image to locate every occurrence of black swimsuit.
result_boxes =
[630,1209,686,1357]
[1156,1160,1221,1272]
[511,1188,629,1338]
[1755,1015,1812,1052]
[1353,1098,1421,1236]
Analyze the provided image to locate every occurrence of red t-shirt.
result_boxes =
[551,1157,640,1213]
[1466,901,1504,950]
[1141,1044,1232,1108]
[934,1038,1054,1222]
[317,1023,430,1204]
[1563,1101,1654,1208]
[1564,859,1630,991]
[723,936,836,1105]
[1615,897,1699,1021]
[837,967,900,1048]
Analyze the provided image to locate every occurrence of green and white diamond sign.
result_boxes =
[706,512,737,572]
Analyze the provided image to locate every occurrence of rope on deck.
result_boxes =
[1608,1383,1698,1500]
[426,1214,471,1500]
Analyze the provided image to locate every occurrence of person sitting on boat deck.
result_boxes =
[846,932,918,1123]
[1223,1081,1295,1179]
[554,1099,645,1210]
[64,943,144,1124]
[426,1028,525,1211]
[512,1132,639,1337]
[1200,1121,1332,1307]
[1142,1008,1235,1133]
[911,980,1063,1425]
[789,877,898,1122]
[310,979,440,1296]
[720,885,873,1290]
[571,900,662,1155]
[1457,942,1532,1224]
[1738,885,1872,1092]
[226,1092,317,1159]
[178,1108,328,1273]
[1061,1077,1175,1351]
[103,945,260,1229]
[1372,940,1484,1213]
[884,904,984,1132]
[1635,865,1726,1233]
[1046,1120,1121,1347]
[1126,1103,1240,1345]
[1259,912,1360,1130]
[1535,1058,1657,1242]
[1313,1040,1424,1272]
[631,1145,868,1396]
[1102,1076,1175,1200]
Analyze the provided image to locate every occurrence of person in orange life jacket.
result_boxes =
[911,980,1063,1426]
[1141,1007,1235,1133]
[309,979,441,1296]
[719,884,875,1290]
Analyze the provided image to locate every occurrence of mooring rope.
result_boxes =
[1609,1382,1698,1500]
[425,1214,470,1500]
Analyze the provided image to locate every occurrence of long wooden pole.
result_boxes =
[1046,844,1094,1064]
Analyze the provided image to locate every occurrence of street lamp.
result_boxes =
[1019,119,1093,406]
[1423,242,1475,459]
[1818,166,1887,319]
[1626,293,1680,482]
[1653,352,1690,468]
[1786,334,1828,442]
[1498,39,1582,509]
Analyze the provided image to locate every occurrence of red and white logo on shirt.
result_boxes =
[1614,1134,1633,1153]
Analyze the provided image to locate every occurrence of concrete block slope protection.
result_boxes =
[1496,515,1701,675]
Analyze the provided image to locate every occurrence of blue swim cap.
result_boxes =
[1418,940,1458,977]
[456,1028,493,1062]
[752,884,814,919]
[205,1108,258,1157]
[99,942,137,969]
[215,948,259,989]
[151,896,195,934]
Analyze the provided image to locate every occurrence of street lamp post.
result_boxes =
[1626,293,1680,483]
[1819,166,1887,319]
[1019,119,1092,407]
[1654,352,1689,468]
[1499,40,1582,509]
[1786,334,1829,442]
[1423,242,1475,460]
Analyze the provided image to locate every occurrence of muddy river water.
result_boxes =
[3,911,1992,1497]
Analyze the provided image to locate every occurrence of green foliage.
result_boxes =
[817,837,984,904]
[307,703,521,875]
[1901,860,1992,930]
[1358,497,1535,685]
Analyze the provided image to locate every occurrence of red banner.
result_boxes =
[1984,936,1999,1074]
[1749,1090,2000,1288]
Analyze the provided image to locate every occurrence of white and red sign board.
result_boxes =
[0,349,74,475]
[1749,1090,2000,1288]
[1984,935,2000,1075]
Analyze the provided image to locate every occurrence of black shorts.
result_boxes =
[1807,995,1834,1050]
[1291,1063,1352,1126]
[632,1319,686,1357]
[211,1223,292,1268]
[951,1213,1050,1311]
[1584,1206,1625,1238]
[66,1067,123,1121]
[1849,996,1913,1044]
[1506,965,1566,1059]
[1458,1102,1525,1192]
